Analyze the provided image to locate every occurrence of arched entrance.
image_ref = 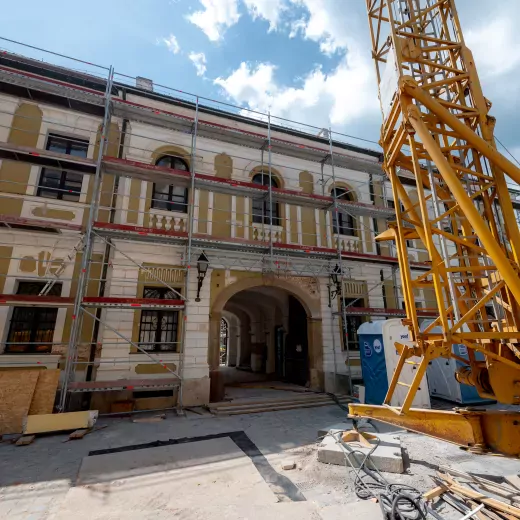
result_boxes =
[209,275,323,401]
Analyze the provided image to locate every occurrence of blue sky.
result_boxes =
[2,0,520,157]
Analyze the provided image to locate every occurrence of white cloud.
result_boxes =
[289,0,365,55]
[214,46,378,129]
[466,16,520,78]
[243,0,286,31]
[187,0,286,40]
[187,0,241,41]
[189,52,207,76]
[160,34,181,54]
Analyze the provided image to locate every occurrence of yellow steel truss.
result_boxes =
[349,0,520,455]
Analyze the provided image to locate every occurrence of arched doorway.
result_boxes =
[209,275,323,401]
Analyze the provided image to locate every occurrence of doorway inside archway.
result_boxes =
[214,285,311,393]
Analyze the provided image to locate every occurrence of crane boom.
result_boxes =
[349,0,520,456]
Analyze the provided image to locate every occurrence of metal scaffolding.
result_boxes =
[0,38,438,409]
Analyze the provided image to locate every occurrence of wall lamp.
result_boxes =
[195,251,210,302]
[327,264,342,308]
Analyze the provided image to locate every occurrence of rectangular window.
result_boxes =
[138,287,181,352]
[252,199,280,226]
[151,184,188,213]
[6,282,61,354]
[38,134,88,202]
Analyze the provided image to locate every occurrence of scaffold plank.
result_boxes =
[340,307,437,317]
[0,63,105,107]
[68,378,180,393]
[82,296,185,309]
[0,294,74,307]
[0,141,96,175]
[0,214,83,231]
[100,156,396,217]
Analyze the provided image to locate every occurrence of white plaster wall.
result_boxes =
[0,94,17,143]
[0,230,90,360]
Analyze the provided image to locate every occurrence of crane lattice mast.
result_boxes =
[349,0,520,456]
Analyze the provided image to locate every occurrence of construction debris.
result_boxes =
[23,410,98,435]
[281,460,296,470]
[15,435,35,446]
[0,369,61,434]
[69,429,90,440]
[425,469,520,519]
[131,413,166,423]
[505,475,520,492]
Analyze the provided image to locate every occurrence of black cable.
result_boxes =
[331,432,428,519]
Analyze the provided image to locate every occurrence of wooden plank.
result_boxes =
[439,474,520,518]
[440,465,520,495]
[69,429,90,440]
[423,486,446,501]
[23,411,98,434]
[0,371,39,434]
[29,369,60,415]
[15,435,35,446]
[506,476,520,492]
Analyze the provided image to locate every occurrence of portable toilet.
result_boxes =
[421,320,495,405]
[358,320,431,408]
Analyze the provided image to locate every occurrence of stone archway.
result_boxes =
[209,274,324,399]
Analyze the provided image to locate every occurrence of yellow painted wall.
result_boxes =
[0,103,43,217]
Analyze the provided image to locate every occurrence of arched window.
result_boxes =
[152,155,189,213]
[331,187,356,236]
[252,172,280,225]
[220,318,229,366]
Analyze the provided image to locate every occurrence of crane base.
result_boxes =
[348,404,520,457]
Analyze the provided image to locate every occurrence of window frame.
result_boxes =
[5,282,62,354]
[37,134,89,202]
[331,187,356,236]
[151,155,189,213]
[138,286,182,352]
[251,172,281,225]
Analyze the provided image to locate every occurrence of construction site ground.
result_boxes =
[1,395,519,520]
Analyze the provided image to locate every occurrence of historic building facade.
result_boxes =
[0,51,432,411]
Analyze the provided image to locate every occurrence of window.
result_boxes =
[152,155,189,213]
[37,134,88,201]
[220,318,229,366]
[6,282,61,354]
[387,199,395,209]
[342,297,364,351]
[331,187,356,236]
[252,172,280,225]
[138,287,181,352]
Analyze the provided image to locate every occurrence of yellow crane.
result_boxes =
[348,0,520,456]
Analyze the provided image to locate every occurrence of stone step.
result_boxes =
[211,396,350,416]
[211,393,349,410]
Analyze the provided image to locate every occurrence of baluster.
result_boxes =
[173,217,181,231]
[156,215,164,230]
[165,216,172,231]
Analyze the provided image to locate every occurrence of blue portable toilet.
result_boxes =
[422,320,495,405]
[358,320,431,407]
[357,321,388,405]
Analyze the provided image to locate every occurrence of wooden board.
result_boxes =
[506,475,520,492]
[0,371,39,434]
[29,369,60,415]
[23,410,98,434]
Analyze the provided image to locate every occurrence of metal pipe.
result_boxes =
[59,65,114,412]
